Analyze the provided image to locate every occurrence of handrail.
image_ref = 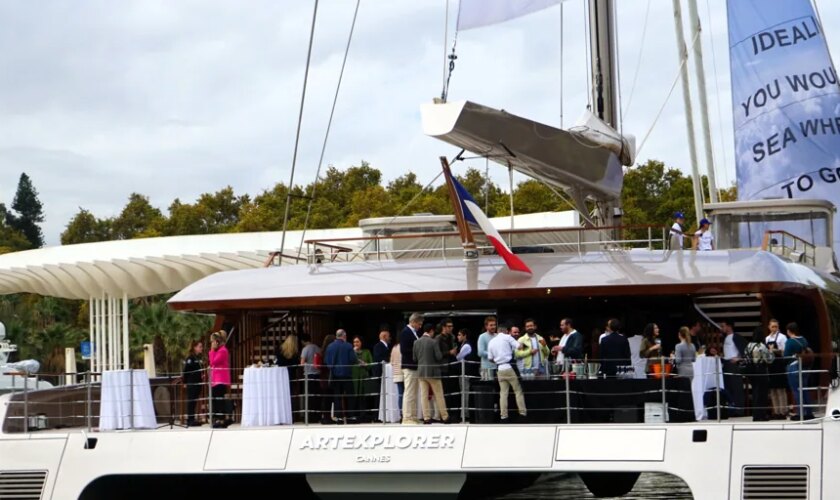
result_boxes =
[761,229,817,266]
[304,224,669,245]
[3,352,835,432]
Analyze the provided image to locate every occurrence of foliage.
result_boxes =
[1,159,738,373]
[4,173,45,248]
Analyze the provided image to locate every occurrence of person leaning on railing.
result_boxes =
[299,333,321,424]
[182,339,205,427]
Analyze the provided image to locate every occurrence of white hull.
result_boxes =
[2,387,838,499]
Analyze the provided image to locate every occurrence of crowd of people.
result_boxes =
[180,313,821,426]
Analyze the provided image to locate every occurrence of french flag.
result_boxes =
[450,177,532,274]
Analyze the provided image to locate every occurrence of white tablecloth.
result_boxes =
[242,366,292,427]
[99,370,157,430]
[377,364,440,423]
[691,356,725,421]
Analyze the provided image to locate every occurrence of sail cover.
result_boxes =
[728,0,840,248]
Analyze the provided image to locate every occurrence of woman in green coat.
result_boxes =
[351,336,374,422]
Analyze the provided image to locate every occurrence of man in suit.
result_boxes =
[413,323,451,424]
[559,318,583,363]
[324,329,357,423]
[599,318,631,377]
[399,312,424,424]
[720,319,747,417]
[372,328,391,378]
[371,328,391,422]
[436,318,458,418]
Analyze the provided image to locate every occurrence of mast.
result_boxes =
[687,0,718,203]
[672,0,704,224]
[587,0,618,128]
[587,0,621,229]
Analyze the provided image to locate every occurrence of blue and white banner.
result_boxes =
[728,0,840,247]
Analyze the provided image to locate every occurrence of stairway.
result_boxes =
[693,293,763,338]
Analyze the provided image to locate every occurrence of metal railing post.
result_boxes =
[86,371,92,433]
[207,367,214,426]
[381,361,387,424]
[129,369,135,430]
[715,357,721,423]
[304,365,310,425]
[797,356,804,420]
[460,360,466,424]
[660,356,667,422]
[23,375,29,434]
[648,226,653,250]
[564,358,571,424]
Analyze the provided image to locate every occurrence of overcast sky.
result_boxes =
[1,0,839,245]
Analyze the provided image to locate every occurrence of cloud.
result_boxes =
[0,0,838,245]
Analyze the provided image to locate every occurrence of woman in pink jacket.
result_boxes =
[208,330,231,428]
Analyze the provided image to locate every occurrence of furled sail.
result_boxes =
[728,0,840,249]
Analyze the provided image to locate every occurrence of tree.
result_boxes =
[112,193,165,239]
[61,208,112,245]
[5,173,45,248]
[621,159,697,242]
[0,203,30,254]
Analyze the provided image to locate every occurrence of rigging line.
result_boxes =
[706,0,730,193]
[621,0,652,121]
[296,0,361,261]
[279,0,319,264]
[442,0,449,95]
[560,2,564,128]
[583,0,592,109]
[636,30,701,158]
[613,0,623,142]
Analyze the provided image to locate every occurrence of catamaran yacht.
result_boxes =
[2,0,840,499]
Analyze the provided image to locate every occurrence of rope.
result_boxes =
[704,0,728,197]
[636,30,701,158]
[621,0,652,121]
[296,0,361,260]
[279,0,319,264]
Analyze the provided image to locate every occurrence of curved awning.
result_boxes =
[0,228,361,300]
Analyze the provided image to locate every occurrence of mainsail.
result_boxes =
[728,0,840,249]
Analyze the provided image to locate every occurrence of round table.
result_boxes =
[242,366,293,426]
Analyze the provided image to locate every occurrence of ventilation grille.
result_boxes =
[743,466,808,500]
[0,470,48,500]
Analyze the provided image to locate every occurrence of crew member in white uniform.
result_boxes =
[694,218,714,251]
[670,212,686,249]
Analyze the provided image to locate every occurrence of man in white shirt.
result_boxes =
[693,218,714,251]
[720,319,746,417]
[488,325,527,422]
[764,318,788,419]
[477,316,498,381]
[670,212,686,249]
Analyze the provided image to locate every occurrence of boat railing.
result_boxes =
[302,224,672,263]
[3,353,837,433]
[761,230,818,266]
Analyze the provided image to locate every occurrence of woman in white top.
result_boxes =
[626,330,647,379]
[764,319,788,419]
[693,218,714,251]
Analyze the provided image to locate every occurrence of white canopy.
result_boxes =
[0,228,360,300]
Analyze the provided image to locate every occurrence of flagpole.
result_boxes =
[439,156,478,261]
